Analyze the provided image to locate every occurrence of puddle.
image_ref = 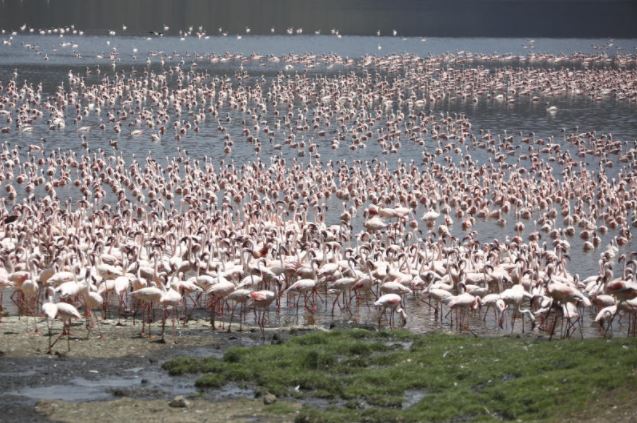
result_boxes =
[13,383,114,402]
[186,346,224,358]
[206,383,255,401]
[501,373,517,382]
[303,397,336,409]
[402,389,427,409]
[11,369,196,402]
[226,336,260,348]
[0,369,37,378]
[303,396,347,410]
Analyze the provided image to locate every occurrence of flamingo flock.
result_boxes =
[0,41,636,348]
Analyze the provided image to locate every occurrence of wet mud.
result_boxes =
[0,316,309,422]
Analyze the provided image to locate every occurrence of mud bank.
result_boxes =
[35,398,299,423]
[0,316,313,423]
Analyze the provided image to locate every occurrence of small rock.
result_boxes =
[169,395,190,408]
[35,400,59,415]
[140,378,149,385]
[111,388,128,397]
[263,393,277,405]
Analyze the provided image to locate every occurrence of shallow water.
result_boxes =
[1,35,636,338]
[0,326,267,402]
[0,286,622,338]
[402,389,427,410]
[1,49,634,278]
[2,35,637,66]
[11,371,194,402]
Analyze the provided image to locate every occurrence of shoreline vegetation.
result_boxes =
[160,329,637,422]
[3,317,636,421]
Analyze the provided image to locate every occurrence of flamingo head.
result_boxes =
[472,296,481,311]
[495,299,506,313]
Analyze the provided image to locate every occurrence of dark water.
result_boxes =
[1,0,637,37]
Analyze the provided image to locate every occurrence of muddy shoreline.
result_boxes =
[0,316,316,422]
[1,314,636,422]
[0,312,631,422]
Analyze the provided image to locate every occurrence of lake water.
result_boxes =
[2,34,637,65]
[1,34,636,337]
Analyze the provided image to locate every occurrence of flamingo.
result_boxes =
[499,284,534,332]
[206,279,235,330]
[251,290,276,337]
[130,285,162,338]
[446,290,480,330]
[42,295,82,353]
[159,278,182,340]
[374,293,407,328]
[226,288,252,332]
[0,51,635,343]
[285,278,318,316]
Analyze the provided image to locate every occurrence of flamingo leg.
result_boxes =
[182,296,189,324]
[330,295,339,317]
[131,298,137,327]
[66,320,71,352]
[95,309,103,338]
[49,327,66,353]
[148,302,153,339]
[161,306,167,341]
[209,297,217,330]
[227,303,236,333]
[140,303,146,337]
[239,303,245,332]
[548,305,559,341]
[46,319,53,354]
